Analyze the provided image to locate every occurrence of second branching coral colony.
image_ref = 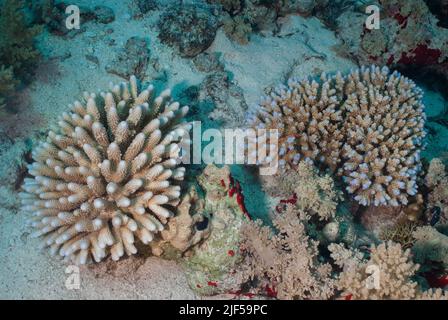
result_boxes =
[20,76,191,264]
[249,65,426,207]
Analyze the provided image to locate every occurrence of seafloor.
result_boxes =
[0,0,447,299]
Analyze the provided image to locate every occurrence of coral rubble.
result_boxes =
[250,65,426,207]
[20,76,192,264]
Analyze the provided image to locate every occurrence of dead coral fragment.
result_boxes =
[236,206,336,299]
[250,66,426,207]
[20,76,191,264]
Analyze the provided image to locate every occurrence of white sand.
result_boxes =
[0,0,358,299]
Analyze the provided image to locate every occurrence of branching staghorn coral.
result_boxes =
[235,206,336,299]
[329,241,448,300]
[20,76,191,264]
[249,65,426,207]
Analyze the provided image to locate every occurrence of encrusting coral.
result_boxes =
[329,241,448,300]
[149,185,211,258]
[249,65,426,207]
[20,75,192,264]
[183,165,249,296]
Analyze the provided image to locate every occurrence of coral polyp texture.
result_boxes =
[250,66,426,207]
[20,76,191,264]
[339,67,425,206]
[248,72,345,170]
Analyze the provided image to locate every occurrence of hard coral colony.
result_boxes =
[20,76,191,264]
[250,66,426,207]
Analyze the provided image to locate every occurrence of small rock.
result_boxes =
[85,54,100,65]
[93,5,115,24]
[105,36,151,79]
[277,15,304,37]
[158,4,218,58]
[192,52,224,73]
[200,72,230,104]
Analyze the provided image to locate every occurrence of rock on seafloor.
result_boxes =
[158,3,219,58]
